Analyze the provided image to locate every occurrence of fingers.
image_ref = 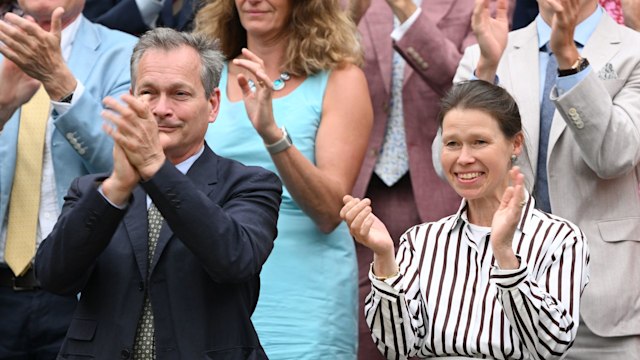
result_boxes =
[471,0,486,27]
[240,48,265,65]
[2,12,42,37]
[496,0,509,21]
[121,93,151,119]
[236,73,253,96]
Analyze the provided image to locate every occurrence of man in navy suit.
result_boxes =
[83,0,197,35]
[35,28,282,359]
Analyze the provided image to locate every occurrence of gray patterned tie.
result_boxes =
[133,203,163,360]
[535,45,556,213]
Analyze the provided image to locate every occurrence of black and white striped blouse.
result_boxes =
[365,193,590,359]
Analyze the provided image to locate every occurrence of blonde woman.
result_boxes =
[195,0,373,358]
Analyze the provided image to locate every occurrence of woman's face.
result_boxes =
[235,0,292,38]
[440,108,523,203]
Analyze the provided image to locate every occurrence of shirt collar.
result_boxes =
[60,14,82,62]
[536,5,603,50]
[175,145,205,175]
[449,190,536,236]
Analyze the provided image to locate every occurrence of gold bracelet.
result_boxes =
[370,262,399,281]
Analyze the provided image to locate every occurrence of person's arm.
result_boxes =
[340,195,427,358]
[490,219,589,358]
[235,50,373,233]
[489,168,589,358]
[35,174,132,295]
[547,0,640,178]
[141,159,282,283]
[0,10,135,173]
[365,225,430,358]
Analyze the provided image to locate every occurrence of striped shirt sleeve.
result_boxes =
[490,222,589,359]
[365,227,428,359]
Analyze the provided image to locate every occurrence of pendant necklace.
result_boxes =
[248,72,291,92]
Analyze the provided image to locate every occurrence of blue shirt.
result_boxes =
[536,5,603,100]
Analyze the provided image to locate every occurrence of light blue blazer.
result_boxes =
[0,16,137,226]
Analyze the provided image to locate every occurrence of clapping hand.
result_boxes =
[489,166,525,269]
[232,48,280,143]
[472,0,509,82]
[340,195,394,255]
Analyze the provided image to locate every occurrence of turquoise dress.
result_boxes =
[205,64,358,359]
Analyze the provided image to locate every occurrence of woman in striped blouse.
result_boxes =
[340,80,589,360]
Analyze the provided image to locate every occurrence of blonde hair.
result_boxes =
[194,0,363,76]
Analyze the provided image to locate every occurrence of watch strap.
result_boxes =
[58,91,74,104]
[265,126,292,154]
[557,57,589,77]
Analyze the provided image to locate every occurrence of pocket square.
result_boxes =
[598,63,618,80]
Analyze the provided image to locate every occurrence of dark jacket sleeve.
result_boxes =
[83,0,150,35]
[141,160,282,284]
[35,174,127,296]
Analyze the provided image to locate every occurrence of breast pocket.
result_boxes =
[598,217,640,242]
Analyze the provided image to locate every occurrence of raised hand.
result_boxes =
[340,195,394,255]
[547,0,581,68]
[102,94,165,180]
[232,48,281,145]
[341,195,399,278]
[472,0,509,82]
[489,166,525,269]
[101,142,140,206]
[0,7,77,100]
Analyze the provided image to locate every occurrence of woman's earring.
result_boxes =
[511,154,517,164]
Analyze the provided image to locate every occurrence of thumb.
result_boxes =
[50,7,65,37]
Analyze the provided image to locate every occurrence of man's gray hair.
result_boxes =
[130,28,224,98]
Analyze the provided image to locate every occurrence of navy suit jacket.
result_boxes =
[36,145,282,359]
[83,0,196,35]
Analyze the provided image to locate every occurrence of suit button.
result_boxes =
[369,148,378,157]
[568,108,578,116]
[66,132,74,140]
[121,349,131,359]
[421,61,429,70]
[138,282,144,291]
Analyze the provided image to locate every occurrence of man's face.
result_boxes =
[17,0,84,28]
[133,46,220,164]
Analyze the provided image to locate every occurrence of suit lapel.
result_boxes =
[124,186,150,280]
[66,17,101,88]
[547,15,621,153]
[363,1,394,94]
[148,147,219,275]
[508,22,541,175]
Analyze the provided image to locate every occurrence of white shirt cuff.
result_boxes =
[391,7,422,41]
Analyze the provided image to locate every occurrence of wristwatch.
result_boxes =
[265,126,292,154]
[557,57,589,77]
[58,92,74,104]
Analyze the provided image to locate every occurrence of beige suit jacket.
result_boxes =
[456,15,640,337]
